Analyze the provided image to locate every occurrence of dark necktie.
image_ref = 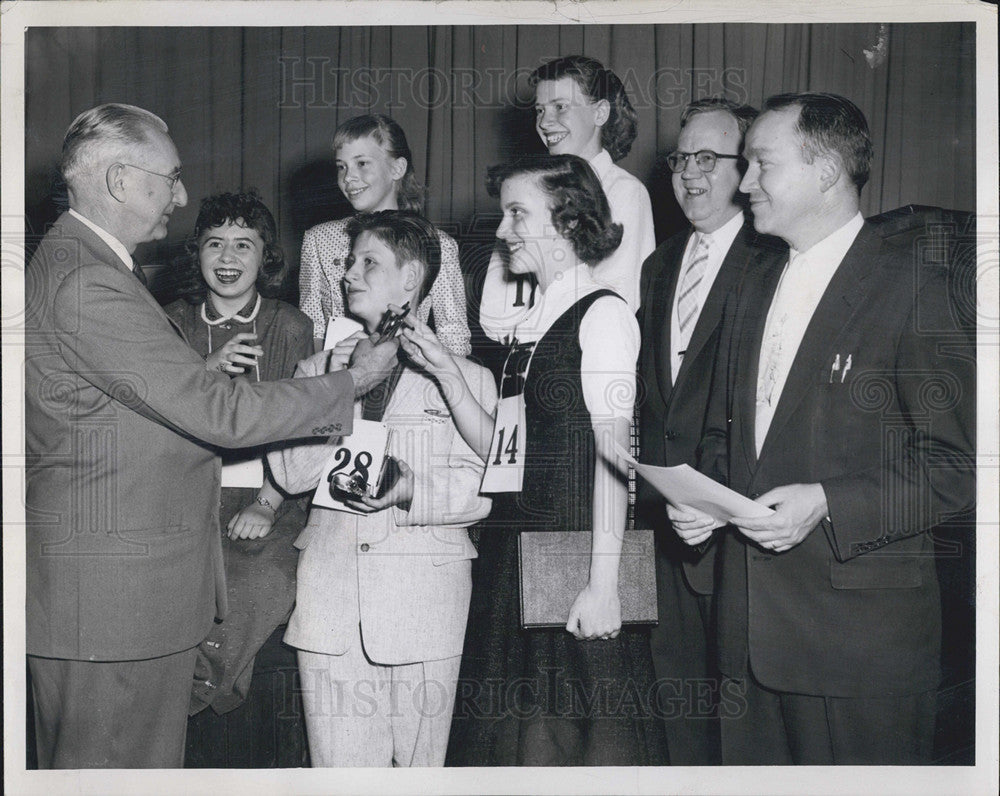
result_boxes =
[133,263,149,287]
[361,361,406,421]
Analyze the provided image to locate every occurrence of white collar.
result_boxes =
[201,294,262,326]
[788,212,865,267]
[694,210,744,253]
[538,263,599,302]
[514,264,610,341]
[68,208,134,271]
[588,148,613,178]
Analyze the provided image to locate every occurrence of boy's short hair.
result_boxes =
[345,210,442,303]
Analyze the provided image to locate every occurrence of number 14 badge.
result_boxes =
[311,419,392,514]
[481,339,536,493]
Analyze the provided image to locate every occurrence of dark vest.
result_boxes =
[501,289,620,533]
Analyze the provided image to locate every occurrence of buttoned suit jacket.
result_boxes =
[25,212,358,662]
[699,221,975,697]
[271,356,496,665]
[636,221,782,595]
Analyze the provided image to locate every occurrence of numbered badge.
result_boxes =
[324,316,364,350]
[481,339,536,493]
[479,246,540,342]
[311,419,391,514]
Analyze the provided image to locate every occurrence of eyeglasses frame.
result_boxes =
[666,150,742,174]
[117,162,183,190]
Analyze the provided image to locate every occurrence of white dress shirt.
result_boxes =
[669,210,744,383]
[514,263,640,422]
[754,212,865,454]
[478,148,655,340]
[68,208,134,271]
[587,149,657,312]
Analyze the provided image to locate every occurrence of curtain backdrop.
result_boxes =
[25,23,976,282]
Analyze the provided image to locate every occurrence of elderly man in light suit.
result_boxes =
[24,103,397,768]
[269,210,495,767]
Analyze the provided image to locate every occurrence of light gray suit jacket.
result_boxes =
[25,212,358,662]
[270,356,496,665]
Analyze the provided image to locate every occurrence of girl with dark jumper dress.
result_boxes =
[402,155,667,766]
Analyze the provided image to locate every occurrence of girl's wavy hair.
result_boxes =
[178,190,285,303]
[530,55,639,162]
[487,154,623,266]
[332,114,426,215]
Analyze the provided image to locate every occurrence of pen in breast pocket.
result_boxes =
[841,354,852,383]
[829,353,840,383]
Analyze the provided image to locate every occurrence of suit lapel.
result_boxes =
[672,224,754,392]
[735,252,787,472]
[129,273,191,343]
[651,231,690,406]
[57,212,190,343]
[755,223,881,467]
[165,314,189,343]
[383,366,423,418]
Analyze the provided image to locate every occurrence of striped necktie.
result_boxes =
[677,233,712,336]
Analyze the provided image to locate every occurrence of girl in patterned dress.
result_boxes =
[299,114,470,355]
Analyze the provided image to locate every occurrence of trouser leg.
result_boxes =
[29,647,198,769]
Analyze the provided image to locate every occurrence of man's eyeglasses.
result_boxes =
[118,163,182,190]
[666,150,741,174]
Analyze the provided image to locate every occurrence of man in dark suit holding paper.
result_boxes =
[24,103,398,768]
[669,93,975,764]
[636,98,781,764]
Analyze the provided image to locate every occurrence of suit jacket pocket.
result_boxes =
[293,523,322,550]
[829,555,923,590]
[430,531,478,566]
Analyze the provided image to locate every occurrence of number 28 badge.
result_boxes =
[311,419,392,514]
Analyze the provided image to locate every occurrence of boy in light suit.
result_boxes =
[269,211,495,767]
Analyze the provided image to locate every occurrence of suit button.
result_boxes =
[665,430,677,441]
[360,543,370,552]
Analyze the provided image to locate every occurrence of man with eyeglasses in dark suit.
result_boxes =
[669,92,974,765]
[636,97,783,764]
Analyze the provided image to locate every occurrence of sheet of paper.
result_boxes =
[311,419,391,515]
[220,457,264,489]
[323,316,364,350]
[613,442,773,522]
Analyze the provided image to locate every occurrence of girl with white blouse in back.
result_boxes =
[479,55,655,341]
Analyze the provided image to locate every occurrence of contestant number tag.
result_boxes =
[311,419,390,514]
[324,316,364,350]
[481,339,535,493]
[481,395,526,493]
